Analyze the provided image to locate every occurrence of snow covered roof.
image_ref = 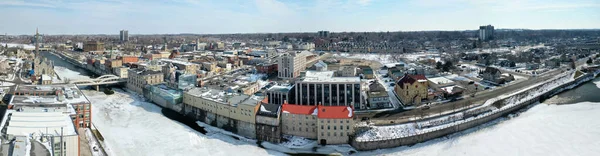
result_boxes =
[301,71,360,83]
[428,76,455,85]
[316,105,353,119]
[3,112,77,136]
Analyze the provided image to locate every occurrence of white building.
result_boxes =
[278,51,309,79]
[294,71,363,109]
[0,111,79,156]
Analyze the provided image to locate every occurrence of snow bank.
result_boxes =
[595,80,600,89]
[86,89,282,156]
[356,102,600,156]
[262,135,356,155]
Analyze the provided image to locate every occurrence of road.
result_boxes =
[361,66,566,125]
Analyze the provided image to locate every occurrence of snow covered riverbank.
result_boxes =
[54,66,91,80]
[85,89,283,156]
[357,102,600,156]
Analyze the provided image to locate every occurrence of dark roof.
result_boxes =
[368,82,386,92]
[397,74,427,89]
[483,67,501,74]
[257,103,280,117]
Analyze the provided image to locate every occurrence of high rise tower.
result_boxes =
[35,28,40,53]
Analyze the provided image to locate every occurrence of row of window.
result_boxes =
[321,125,350,131]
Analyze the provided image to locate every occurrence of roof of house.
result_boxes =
[317,105,353,119]
[397,74,427,88]
[368,82,386,92]
[483,67,501,74]
[281,103,317,115]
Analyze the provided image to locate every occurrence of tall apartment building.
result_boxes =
[120,30,129,42]
[84,41,104,52]
[293,71,363,109]
[479,25,495,41]
[126,68,164,94]
[278,51,308,79]
[318,31,330,38]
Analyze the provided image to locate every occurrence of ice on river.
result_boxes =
[356,102,600,156]
[86,89,284,156]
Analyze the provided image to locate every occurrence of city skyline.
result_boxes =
[1,0,599,35]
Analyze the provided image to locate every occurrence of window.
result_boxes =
[321,132,324,136]
[321,125,324,129]
[328,126,330,130]
[347,126,350,130]
[334,126,336,130]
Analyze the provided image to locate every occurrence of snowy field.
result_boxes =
[357,102,600,156]
[85,89,283,156]
[333,53,397,64]
[0,43,36,50]
[55,66,91,80]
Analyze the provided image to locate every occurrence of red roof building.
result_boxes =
[316,105,353,119]
[281,104,317,115]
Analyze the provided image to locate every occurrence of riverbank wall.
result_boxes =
[351,70,598,151]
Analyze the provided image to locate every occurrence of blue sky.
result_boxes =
[0,0,599,35]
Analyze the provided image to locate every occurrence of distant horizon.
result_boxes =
[4,28,600,36]
[1,0,599,35]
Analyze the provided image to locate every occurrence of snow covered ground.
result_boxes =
[85,89,283,156]
[333,53,398,64]
[357,102,600,156]
[594,79,600,89]
[54,66,90,80]
[0,82,14,86]
[0,43,36,50]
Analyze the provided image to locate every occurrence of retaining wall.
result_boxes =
[351,72,596,150]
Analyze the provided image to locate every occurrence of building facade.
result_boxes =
[294,71,363,109]
[126,69,164,94]
[316,105,354,145]
[120,30,129,42]
[366,82,391,109]
[479,25,495,41]
[84,41,104,52]
[394,74,429,106]
[255,101,282,143]
[281,104,318,139]
[183,88,260,139]
[278,52,307,79]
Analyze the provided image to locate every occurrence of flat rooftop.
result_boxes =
[2,111,77,137]
[11,85,91,106]
[186,87,260,107]
[301,71,360,83]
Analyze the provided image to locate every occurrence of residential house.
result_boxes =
[394,74,429,106]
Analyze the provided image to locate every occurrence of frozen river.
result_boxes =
[85,90,285,156]
[83,82,600,156]
[358,101,600,156]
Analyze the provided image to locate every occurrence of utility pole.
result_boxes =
[60,127,64,156]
